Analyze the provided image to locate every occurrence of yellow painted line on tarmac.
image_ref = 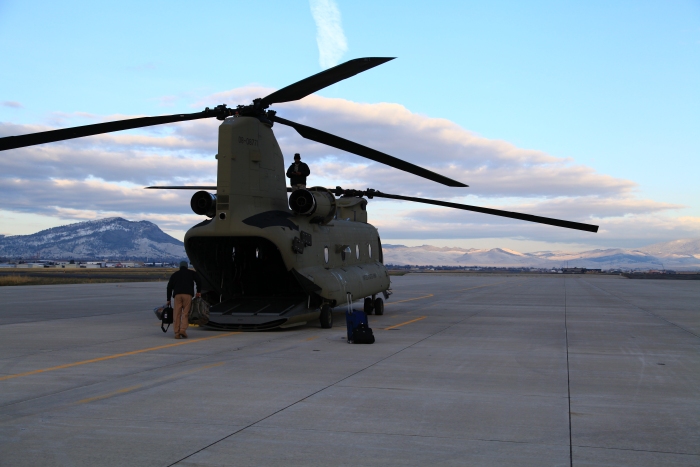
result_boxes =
[305,336,319,341]
[75,361,226,405]
[384,316,426,330]
[0,333,240,382]
[384,280,521,308]
[385,294,434,306]
[155,360,226,380]
[456,280,513,292]
[77,385,143,404]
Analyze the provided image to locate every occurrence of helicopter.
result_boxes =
[0,57,599,331]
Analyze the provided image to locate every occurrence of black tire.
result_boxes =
[364,297,373,315]
[374,297,384,316]
[320,304,333,328]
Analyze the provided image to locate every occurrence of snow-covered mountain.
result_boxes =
[0,217,187,261]
[638,238,700,257]
[383,240,700,271]
[2,217,697,270]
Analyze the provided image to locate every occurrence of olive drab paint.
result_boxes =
[0,56,598,331]
[215,116,288,219]
[184,115,390,330]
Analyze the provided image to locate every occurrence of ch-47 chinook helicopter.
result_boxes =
[0,57,599,331]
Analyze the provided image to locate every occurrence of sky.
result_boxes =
[0,0,698,252]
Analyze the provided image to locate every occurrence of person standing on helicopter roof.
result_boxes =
[286,153,310,191]
[166,261,202,339]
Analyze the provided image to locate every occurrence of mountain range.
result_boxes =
[383,238,700,271]
[1,217,698,270]
[0,217,186,261]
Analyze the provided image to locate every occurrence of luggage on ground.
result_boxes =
[345,308,366,342]
[159,305,174,333]
[153,304,166,321]
[189,297,210,325]
[345,308,374,344]
[352,323,375,344]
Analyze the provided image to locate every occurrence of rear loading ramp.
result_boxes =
[207,296,314,330]
[187,236,318,330]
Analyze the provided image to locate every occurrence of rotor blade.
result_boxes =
[261,57,395,106]
[367,191,599,233]
[274,116,468,187]
[145,186,216,190]
[0,110,220,152]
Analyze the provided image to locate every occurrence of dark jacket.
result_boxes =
[286,161,310,186]
[167,267,201,300]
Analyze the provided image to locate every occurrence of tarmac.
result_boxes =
[0,274,698,466]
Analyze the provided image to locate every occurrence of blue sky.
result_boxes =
[1,0,698,251]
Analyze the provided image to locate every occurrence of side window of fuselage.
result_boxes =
[324,246,329,264]
[377,237,383,263]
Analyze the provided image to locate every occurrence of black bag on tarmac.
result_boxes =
[160,306,174,333]
[352,323,375,344]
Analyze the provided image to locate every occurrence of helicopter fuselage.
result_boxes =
[184,116,390,330]
[0,56,598,330]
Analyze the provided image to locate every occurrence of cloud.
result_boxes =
[0,178,190,214]
[2,101,22,109]
[0,86,691,249]
[309,0,348,69]
[0,135,216,184]
[269,94,638,199]
[370,205,700,248]
[195,88,637,199]
[407,196,683,222]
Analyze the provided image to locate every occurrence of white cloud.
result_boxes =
[270,95,638,199]
[0,86,695,250]
[198,88,637,198]
[309,0,348,69]
[2,101,22,109]
[371,198,696,248]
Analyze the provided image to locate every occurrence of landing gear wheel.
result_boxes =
[320,304,333,329]
[364,297,374,315]
[374,297,384,316]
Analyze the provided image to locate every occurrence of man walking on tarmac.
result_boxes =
[167,261,202,339]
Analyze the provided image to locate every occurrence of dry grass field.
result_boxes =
[0,268,176,286]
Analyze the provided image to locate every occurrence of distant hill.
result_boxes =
[382,240,700,271]
[0,217,187,261]
[637,238,700,257]
[2,217,697,270]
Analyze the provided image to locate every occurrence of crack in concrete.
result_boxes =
[580,277,700,340]
[573,443,699,457]
[564,277,573,467]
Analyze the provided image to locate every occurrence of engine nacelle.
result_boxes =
[191,191,217,218]
[289,187,336,225]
